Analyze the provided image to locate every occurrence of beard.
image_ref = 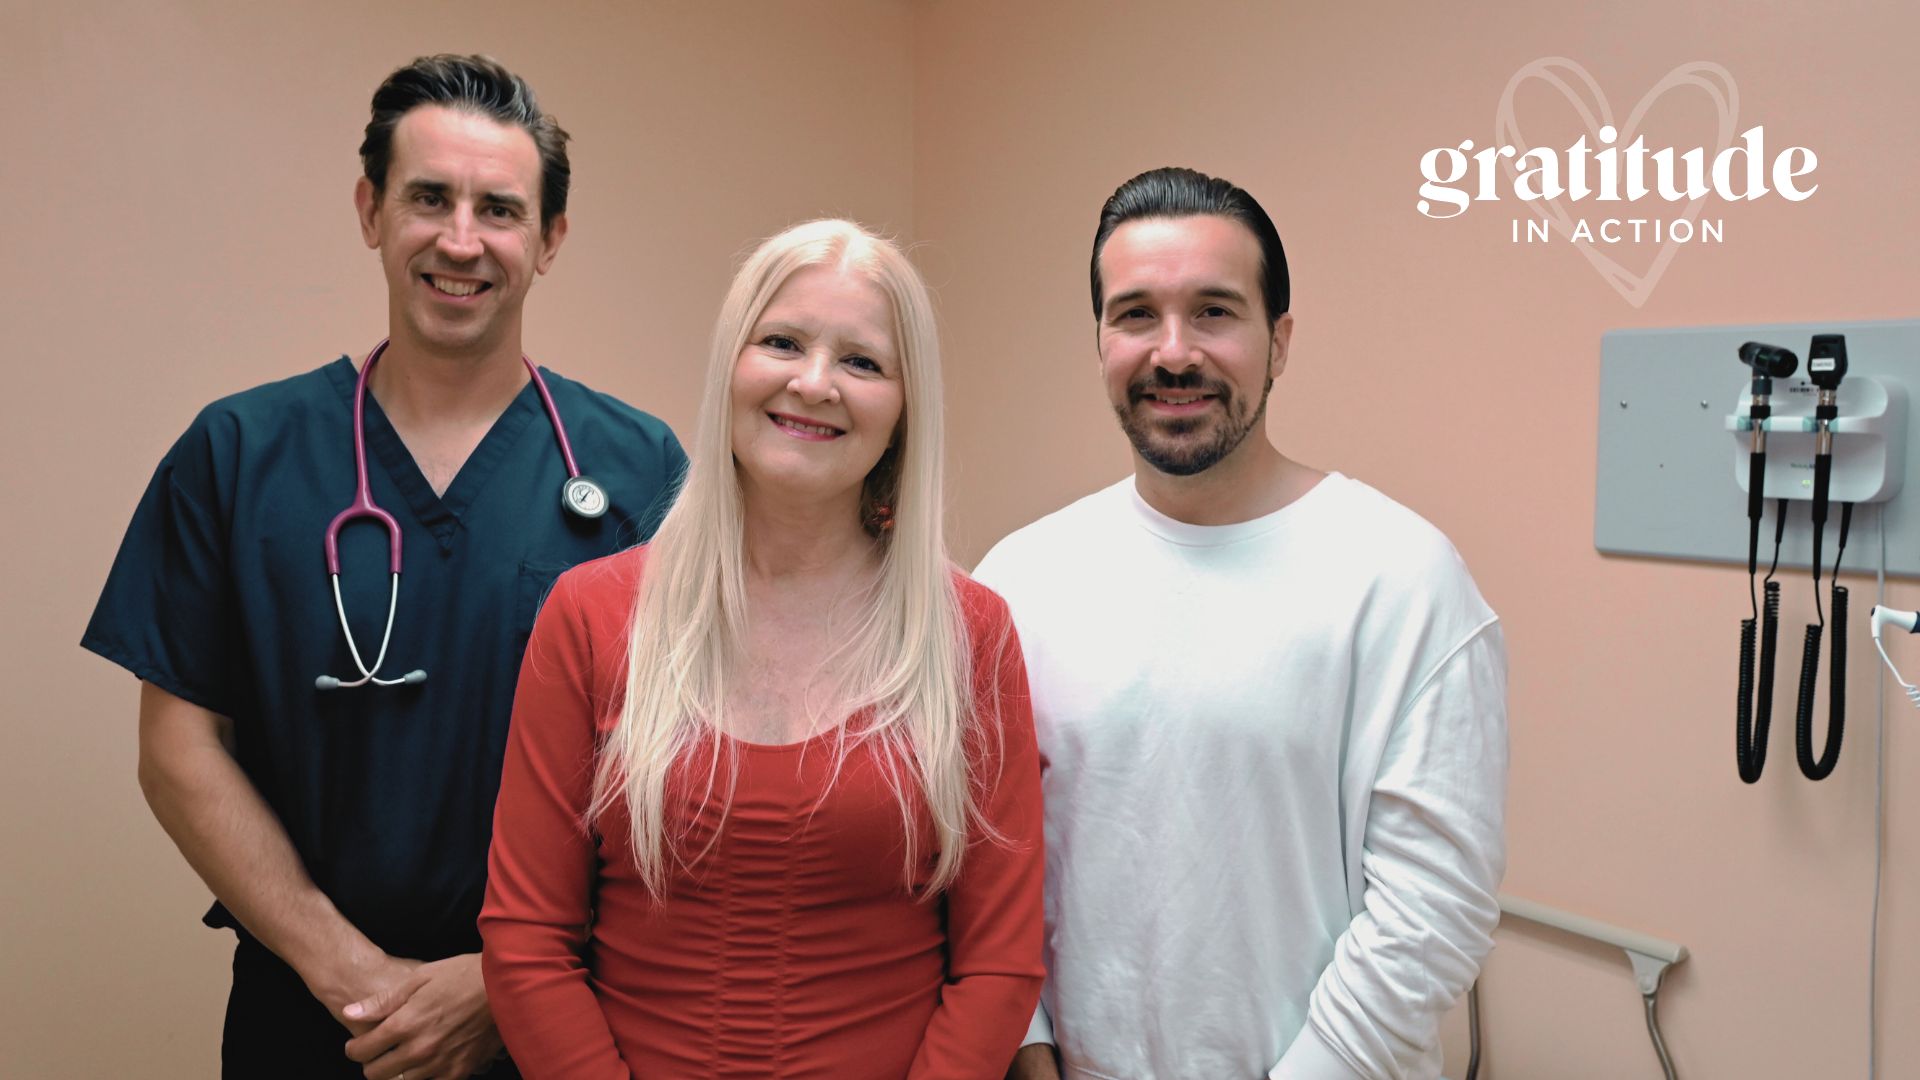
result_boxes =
[1113,366,1273,477]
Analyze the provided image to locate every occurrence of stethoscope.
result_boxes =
[315,339,608,690]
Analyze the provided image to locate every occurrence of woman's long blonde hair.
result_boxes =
[589,219,984,898]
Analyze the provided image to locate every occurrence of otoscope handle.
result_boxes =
[1746,452,1766,575]
[1812,454,1832,527]
[1809,454,1833,577]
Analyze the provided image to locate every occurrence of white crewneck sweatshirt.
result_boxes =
[974,474,1507,1080]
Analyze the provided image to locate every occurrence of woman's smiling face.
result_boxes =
[730,263,904,516]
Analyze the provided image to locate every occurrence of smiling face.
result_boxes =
[1095,215,1291,477]
[354,104,567,359]
[729,263,905,519]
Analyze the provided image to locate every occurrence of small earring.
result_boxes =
[865,502,894,533]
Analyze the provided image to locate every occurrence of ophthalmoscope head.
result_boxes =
[1808,334,1848,393]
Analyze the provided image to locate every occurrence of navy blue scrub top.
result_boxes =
[83,356,685,960]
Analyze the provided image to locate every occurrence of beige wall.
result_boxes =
[2,1,912,1074]
[915,1,1918,1077]
[6,0,1917,1076]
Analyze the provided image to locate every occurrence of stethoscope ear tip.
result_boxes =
[402,670,428,685]
[315,676,342,691]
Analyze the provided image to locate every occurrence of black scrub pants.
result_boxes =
[222,938,519,1079]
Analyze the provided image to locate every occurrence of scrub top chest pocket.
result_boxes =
[516,561,573,643]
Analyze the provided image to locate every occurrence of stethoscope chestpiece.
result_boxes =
[562,475,609,519]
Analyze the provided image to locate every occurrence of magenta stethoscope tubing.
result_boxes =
[316,340,598,691]
[318,340,415,689]
[525,355,585,479]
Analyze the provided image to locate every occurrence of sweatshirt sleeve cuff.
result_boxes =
[1023,999,1055,1046]
[1268,1026,1368,1080]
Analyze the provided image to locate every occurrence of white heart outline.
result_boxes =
[1494,57,1739,308]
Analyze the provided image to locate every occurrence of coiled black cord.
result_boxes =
[1797,502,1853,780]
[1737,501,1789,783]
[1737,582,1783,783]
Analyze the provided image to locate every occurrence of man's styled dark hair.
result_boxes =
[1090,167,1290,327]
[359,54,572,233]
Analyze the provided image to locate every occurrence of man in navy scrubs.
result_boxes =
[82,55,683,1079]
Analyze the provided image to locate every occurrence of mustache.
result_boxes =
[1127,368,1231,405]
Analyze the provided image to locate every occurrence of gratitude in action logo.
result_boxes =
[1416,58,1819,306]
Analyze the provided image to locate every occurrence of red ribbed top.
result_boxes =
[481,547,1045,1079]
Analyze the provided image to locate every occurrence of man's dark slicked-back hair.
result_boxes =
[359,54,572,233]
[1090,166,1290,327]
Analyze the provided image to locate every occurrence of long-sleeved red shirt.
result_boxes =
[481,547,1044,1079]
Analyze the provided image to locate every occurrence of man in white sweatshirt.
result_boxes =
[976,167,1507,1080]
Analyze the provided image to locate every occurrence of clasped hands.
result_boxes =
[323,952,504,1080]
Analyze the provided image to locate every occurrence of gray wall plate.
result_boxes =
[1595,320,1920,578]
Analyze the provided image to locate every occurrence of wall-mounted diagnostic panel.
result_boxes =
[1599,320,1920,784]
[1596,320,1917,577]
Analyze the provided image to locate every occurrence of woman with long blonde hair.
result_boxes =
[480,220,1044,1078]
